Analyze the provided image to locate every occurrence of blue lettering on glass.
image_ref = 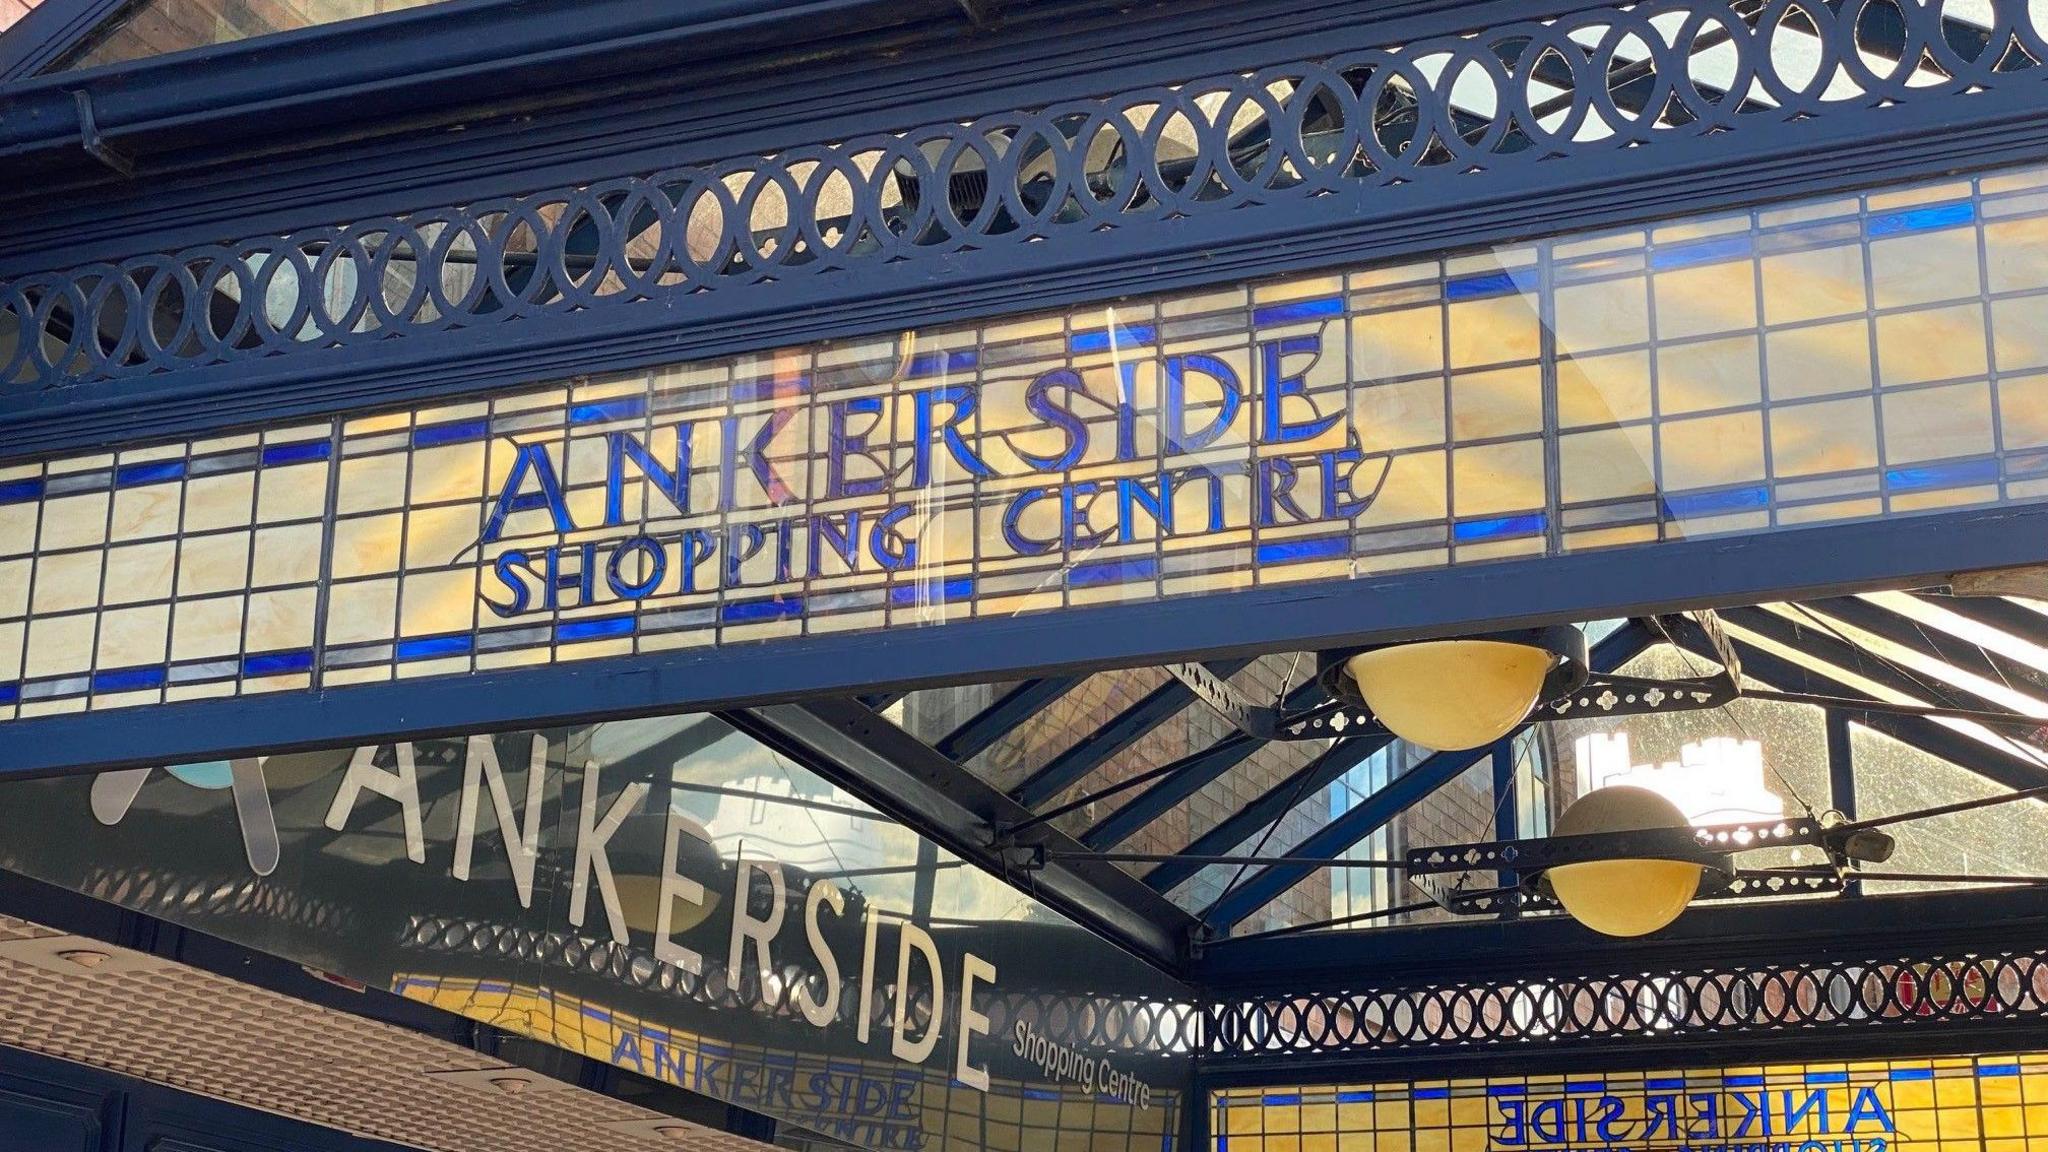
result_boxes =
[828,397,892,499]
[482,442,574,543]
[1259,335,1341,444]
[470,327,1409,623]
[607,426,694,525]
[1019,371,1089,473]
[1164,354,1240,454]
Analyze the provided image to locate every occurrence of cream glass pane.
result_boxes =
[1985,213,2048,293]
[1452,439,1545,515]
[1761,243,1867,325]
[1770,397,1879,477]
[1875,303,1989,386]
[1659,411,1765,490]
[1881,381,1996,464]
[1351,307,1444,381]
[1766,319,1872,400]
[1553,277,1649,354]
[1446,295,1540,368]
[1869,226,1983,309]
[1556,351,1651,427]
[1449,366,1541,439]
[1654,261,1758,339]
[1559,426,1656,503]
[1657,335,1761,414]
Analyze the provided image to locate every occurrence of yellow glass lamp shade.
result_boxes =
[1548,785,1701,938]
[1344,640,1558,751]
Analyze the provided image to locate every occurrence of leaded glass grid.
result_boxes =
[8,163,2048,721]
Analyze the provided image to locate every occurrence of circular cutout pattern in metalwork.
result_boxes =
[6,0,2041,391]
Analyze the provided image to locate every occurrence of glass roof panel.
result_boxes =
[1851,721,2048,893]
[1044,655,1314,852]
[1727,607,2048,771]
[55,0,448,71]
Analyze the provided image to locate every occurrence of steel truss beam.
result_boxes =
[1719,604,2048,749]
[1803,596,2048,711]
[936,676,1085,764]
[1011,659,1252,810]
[1672,616,2048,794]
[1141,732,1396,895]
[1201,622,1658,931]
[1082,676,1325,851]
[732,697,1200,969]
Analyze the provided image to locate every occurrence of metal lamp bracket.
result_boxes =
[1169,611,1742,743]
[1408,817,1823,877]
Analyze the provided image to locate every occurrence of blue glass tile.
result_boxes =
[1566,1081,1605,1094]
[1445,270,1535,301]
[114,460,186,487]
[1070,324,1157,353]
[1255,533,1349,565]
[557,614,636,641]
[905,349,980,379]
[1979,1063,2022,1077]
[412,418,490,448]
[1021,1089,1062,1101]
[1651,233,1754,270]
[395,633,474,660]
[1487,1085,1528,1097]
[1252,296,1345,326]
[1804,1072,1850,1085]
[1335,1091,1375,1104]
[1661,484,1769,518]
[92,666,167,692]
[720,597,803,624]
[474,979,513,993]
[1645,1078,1687,1091]
[0,683,18,704]
[0,478,45,504]
[1453,512,1546,542]
[570,396,649,425]
[1724,1074,1766,1088]
[581,1004,613,1022]
[1889,1068,1935,1082]
[1068,557,1158,587]
[889,577,974,606]
[260,440,333,467]
[1888,456,1999,491]
[1260,1094,1301,1106]
[1867,200,1976,237]
[729,376,811,404]
[1414,1087,1452,1100]
[243,649,314,676]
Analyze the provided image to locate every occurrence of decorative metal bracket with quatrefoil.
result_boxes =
[1167,611,1743,743]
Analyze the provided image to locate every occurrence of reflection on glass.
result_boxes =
[0,711,1196,1152]
[57,0,447,70]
